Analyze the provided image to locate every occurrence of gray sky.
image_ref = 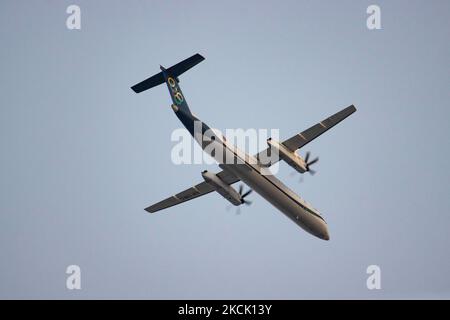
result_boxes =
[0,0,449,299]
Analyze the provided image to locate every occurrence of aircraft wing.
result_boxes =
[256,105,356,165]
[145,170,240,213]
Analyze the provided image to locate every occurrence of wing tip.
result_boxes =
[196,53,205,61]
[144,207,155,213]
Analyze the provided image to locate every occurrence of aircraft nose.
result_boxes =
[320,224,330,241]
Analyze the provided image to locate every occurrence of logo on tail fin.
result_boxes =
[167,77,184,105]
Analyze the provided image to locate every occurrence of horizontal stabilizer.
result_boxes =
[131,72,165,93]
[131,53,205,93]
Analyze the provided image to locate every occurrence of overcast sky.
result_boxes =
[0,0,449,299]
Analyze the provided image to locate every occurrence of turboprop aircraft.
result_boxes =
[131,53,356,240]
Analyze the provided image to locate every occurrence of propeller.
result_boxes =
[227,185,253,215]
[238,184,253,206]
[304,151,319,175]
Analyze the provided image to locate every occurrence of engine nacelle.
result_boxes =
[267,138,307,173]
[201,171,242,206]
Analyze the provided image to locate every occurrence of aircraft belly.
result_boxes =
[224,165,329,240]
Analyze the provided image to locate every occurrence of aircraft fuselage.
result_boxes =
[161,67,329,240]
[173,105,330,240]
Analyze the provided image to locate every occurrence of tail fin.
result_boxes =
[131,53,205,93]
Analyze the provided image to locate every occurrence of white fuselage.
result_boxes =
[208,135,330,240]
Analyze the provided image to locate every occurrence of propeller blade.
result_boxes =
[289,171,304,184]
[241,189,253,198]
[308,169,316,175]
[308,157,319,166]
[235,185,253,213]
[304,151,310,163]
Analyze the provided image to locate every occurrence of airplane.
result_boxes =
[131,53,356,240]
